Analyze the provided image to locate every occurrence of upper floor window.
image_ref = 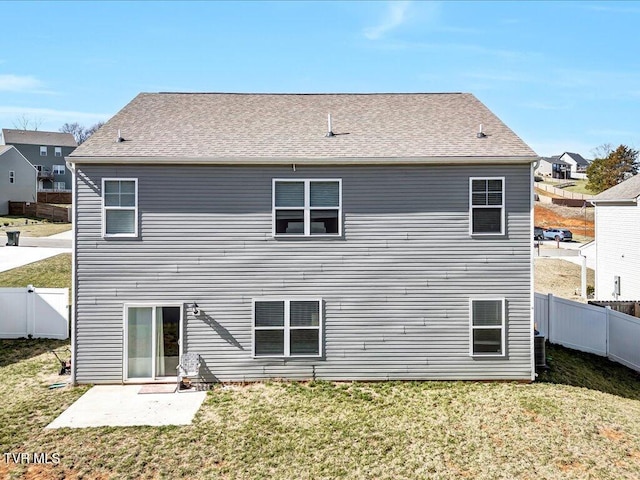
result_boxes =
[54,147,62,157]
[40,146,47,156]
[53,165,65,175]
[470,177,504,235]
[102,179,138,237]
[470,299,505,357]
[9,171,15,184]
[273,179,341,237]
[253,299,323,357]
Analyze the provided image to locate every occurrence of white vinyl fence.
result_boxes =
[0,287,69,339]
[535,293,640,373]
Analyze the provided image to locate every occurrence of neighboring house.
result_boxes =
[590,174,640,300]
[535,156,570,179]
[68,92,539,385]
[0,145,37,215]
[0,129,76,191]
[558,152,590,179]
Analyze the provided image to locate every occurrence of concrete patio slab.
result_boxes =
[46,385,207,429]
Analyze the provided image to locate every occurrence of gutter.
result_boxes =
[65,157,77,386]
[66,155,539,167]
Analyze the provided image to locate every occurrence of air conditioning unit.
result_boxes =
[534,335,547,369]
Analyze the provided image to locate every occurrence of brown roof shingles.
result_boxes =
[592,174,640,202]
[71,93,537,160]
[2,129,77,147]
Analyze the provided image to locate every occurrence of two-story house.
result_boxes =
[0,145,37,214]
[68,93,539,385]
[590,174,640,301]
[558,152,590,179]
[1,129,76,191]
[535,156,570,179]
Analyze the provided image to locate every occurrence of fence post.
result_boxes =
[605,306,611,359]
[26,285,35,337]
[547,293,554,343]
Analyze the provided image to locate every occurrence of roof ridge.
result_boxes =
[154,92,467,96]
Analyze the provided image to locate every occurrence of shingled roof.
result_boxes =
[70,93,537,163]
[592,174,640,203]
[1,129,77,147]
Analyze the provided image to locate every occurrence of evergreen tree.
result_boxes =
[586,144,638,193]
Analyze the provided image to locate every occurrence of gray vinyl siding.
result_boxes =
[74,164,533,383]
[0,148,37,214]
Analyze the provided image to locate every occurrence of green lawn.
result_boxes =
[539,178,596,195]
[0,253,71,290]
[0,216,71,237]
[561,179,596,195]
[1,341,639,479]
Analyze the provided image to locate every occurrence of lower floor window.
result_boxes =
[253,299,322,357]
[470,298,505,356]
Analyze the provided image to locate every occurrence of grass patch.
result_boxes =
[0,253,71,291]
[560,179,596,195]
[2,339,640,479]
[538,343,640,400]
[0,216,70,237]
[538,178,596,195]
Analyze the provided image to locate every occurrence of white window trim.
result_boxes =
[272,178,342,237]
[469,176,505,236]
[252,297,324,358]
[122,302,184,383]
[40,146,47,156]
[102,178,139,238]
[54,147,62,157]
[9,170,15,184]
[469,298,506,357]
[53,164,66,175]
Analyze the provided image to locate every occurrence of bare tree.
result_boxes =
[13,114,42,130]
[60,121,105,145]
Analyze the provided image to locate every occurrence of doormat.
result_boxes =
[138,384,177,394]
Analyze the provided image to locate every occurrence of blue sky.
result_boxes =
[1,1,638,157]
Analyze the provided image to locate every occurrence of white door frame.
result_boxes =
[123,303,184,383]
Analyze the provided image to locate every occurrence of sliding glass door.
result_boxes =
[125,305,181,381]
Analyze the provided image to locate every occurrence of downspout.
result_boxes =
[580,252,587,299]
[589,198,597,301]
[530,157,541,381]
[65,158,77,385]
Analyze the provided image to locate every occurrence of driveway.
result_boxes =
[0,230,72,273]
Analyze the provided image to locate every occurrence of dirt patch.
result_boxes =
[599,427,626,442]
[535,204,594,239]
[535,258,594,303]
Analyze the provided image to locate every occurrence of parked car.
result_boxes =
[534,226,544,240]
[542,228,573,242]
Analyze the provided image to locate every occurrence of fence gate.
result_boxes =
[0,287,69,339]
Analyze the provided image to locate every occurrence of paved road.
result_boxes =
[0,230,72,273]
